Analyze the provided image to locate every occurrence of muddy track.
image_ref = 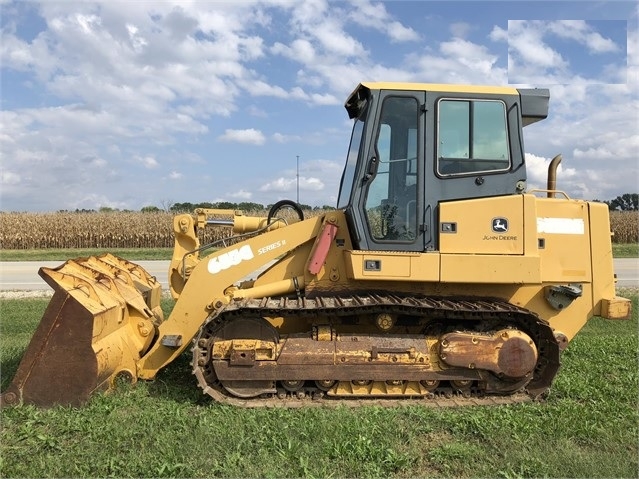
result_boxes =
[192,293,560,407]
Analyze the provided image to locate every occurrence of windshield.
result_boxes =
[337,117,365,209]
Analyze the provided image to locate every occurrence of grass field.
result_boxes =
[0,294,637,478]
[0,247,174,261]
[611,243,639,258]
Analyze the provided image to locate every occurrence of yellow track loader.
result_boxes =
[1,82,631,408]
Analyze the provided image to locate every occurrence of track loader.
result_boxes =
[1,82,631,408]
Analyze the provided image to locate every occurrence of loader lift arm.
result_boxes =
[137,212,328,379]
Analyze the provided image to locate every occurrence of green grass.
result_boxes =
[0,247,173,261]
[1,295,637,478]
[613,243,639,258]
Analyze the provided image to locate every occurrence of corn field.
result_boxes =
[0,210,637,250]
[609,211,639,243]
[0,210,320,250]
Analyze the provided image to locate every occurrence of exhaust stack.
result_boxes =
[547,154,562,198]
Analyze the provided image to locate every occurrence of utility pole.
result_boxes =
[296,155,300,204]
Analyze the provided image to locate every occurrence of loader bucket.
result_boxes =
[0,254,163,408]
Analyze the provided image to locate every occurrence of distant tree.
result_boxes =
[315,205,337,210]
[98,206,117,213]
[298,203,313,211]
[170,202,194,212]
[214,201,236,209]
[160,199,174,212]
[141,205,161,213]
[605,194,638,211]
[195,202,215,209]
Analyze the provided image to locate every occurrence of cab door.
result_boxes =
[355,91,426,252]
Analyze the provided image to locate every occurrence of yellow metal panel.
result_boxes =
[587,201,631,318]
[358,82,519,95]
[601,297,632,320]
[535,198,591,283]
[439,196,525,255]
[440,254,541,283]
[344,251,440,281]
[521,194,540,255]
[507,284,593,340]
[588,201,615,311]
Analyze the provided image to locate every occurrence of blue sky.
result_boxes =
[1,0,637,212]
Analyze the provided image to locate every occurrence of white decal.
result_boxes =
[208,245,255,274]
[257,240,285,255]
[537,217,585,235]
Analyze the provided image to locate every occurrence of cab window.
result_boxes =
[437,99,509,176]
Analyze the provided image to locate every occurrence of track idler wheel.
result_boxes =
[439,329,538,379]
[282,380,304,392]
[198,317,280,399]
[314,380,336,392]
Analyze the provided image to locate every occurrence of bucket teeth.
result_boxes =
[1,254,163,408]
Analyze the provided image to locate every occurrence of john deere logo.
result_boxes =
[484,218,516,241]
[492,217,508,233]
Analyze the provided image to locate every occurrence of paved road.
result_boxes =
[0,260,171,292]
[612,257,639,288]
[1,258,637,291]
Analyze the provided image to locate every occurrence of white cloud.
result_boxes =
[450,22,472,39]
[489,25,508,43]
[525,153,578,192]
[573,133,639,160]
[70,193,129,211]
[302,177,324,190]
[386,21,420,43]
[349,0,420,43]
[271,38,316,63]
[440,38,499,75]
[272,132,302,143]
[312,18,365,57]
[1,171,21,186]
[507,19,625,84]
[260,177,296,192]
[548,20,620,54]
[508,20,567,70]
[407,38,507,85]
[229,189,252,200]
[260,176,325,193]
[168,171,183,180]
[137,155,159,169]
[218,128,266,145]
[240,79,288,98]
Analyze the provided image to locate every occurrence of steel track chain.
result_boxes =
[192,293,560,408]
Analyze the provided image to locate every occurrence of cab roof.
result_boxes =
[346,82,549,125]
[356,81,519,95]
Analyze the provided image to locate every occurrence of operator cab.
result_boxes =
[337,82,549,252]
